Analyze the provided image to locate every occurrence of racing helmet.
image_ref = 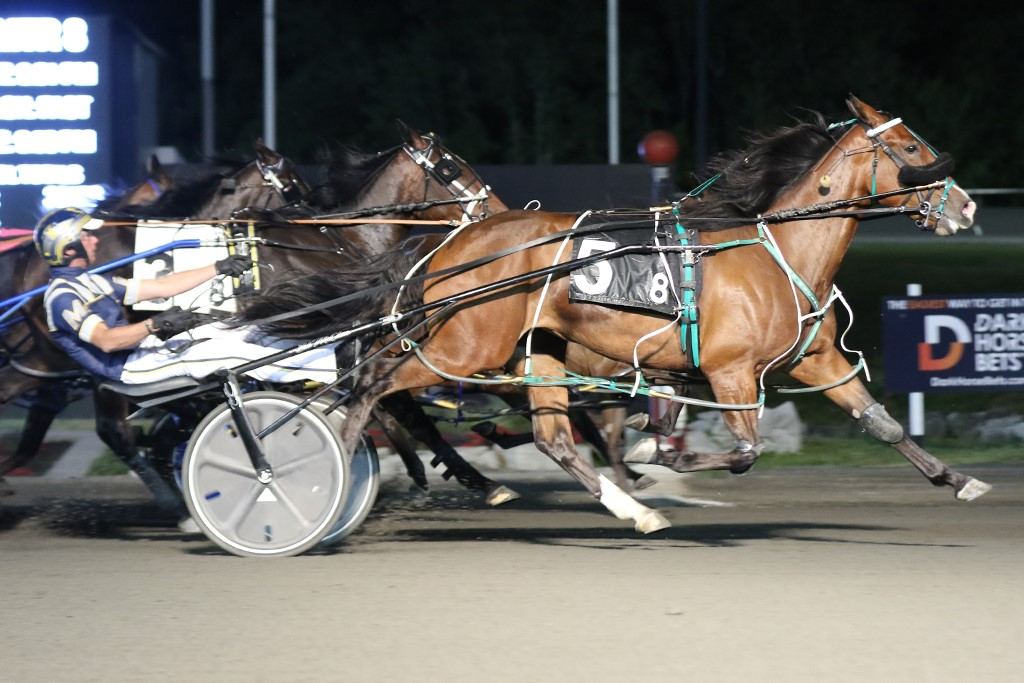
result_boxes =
[33,207,104,266]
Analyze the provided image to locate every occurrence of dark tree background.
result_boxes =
[22,1,1024,186]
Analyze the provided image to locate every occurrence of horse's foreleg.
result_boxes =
[8,381,70,474]
[2,404,59,475]
[788,348,990,500]
[625,370,761,475]
[526,360,669,534]
[593,404,651,489]
[380,391,520,506]
[370,403,429,491]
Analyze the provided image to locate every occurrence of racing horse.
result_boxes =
[248,96,988,533]
[3,129,517,504]
[0,146,313,495]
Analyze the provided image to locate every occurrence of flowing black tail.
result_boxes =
[233,251,419,339]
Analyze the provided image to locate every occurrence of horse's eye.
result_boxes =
[905,144,919,154]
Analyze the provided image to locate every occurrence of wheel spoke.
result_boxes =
[273,450,325,477]
[203,452,263,478]
[267,481,313,527]
[222,482,264,534]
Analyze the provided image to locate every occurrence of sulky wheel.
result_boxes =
[182,391,348,557]
[317,402,380,546]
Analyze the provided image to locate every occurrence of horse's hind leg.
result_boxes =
[626,369,762,474]
[525,358,669,533]
[788,348,990,500]
[379,391,520,506]
[92,388,184,513]
[624,398,685,436]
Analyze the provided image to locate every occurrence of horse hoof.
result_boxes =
[635,510,671,534]
[956,477,992,502]
[486,485,521,506]
[729,453,758,475]
[471,421,497,437]
[632,474,658,490]
[623,413,650,431]
[624,438,658,464]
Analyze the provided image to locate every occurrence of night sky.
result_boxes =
[6,1,1024,186]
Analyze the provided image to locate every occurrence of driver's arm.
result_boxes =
[136,264,217,302]
[88,319,155,352]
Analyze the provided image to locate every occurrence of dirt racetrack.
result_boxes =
[2,463,1022,682]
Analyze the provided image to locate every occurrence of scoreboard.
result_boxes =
[0,15,154,229]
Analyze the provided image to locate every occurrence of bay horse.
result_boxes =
[0,146,312,498]
[247,96,988,533]
[3,128,518,505]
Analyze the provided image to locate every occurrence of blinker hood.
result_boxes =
[898,152,955,187]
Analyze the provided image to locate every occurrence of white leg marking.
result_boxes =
[623,438,658,464]
[599,475,671,533]
[956,477,992,502]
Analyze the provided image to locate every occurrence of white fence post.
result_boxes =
[907,283,925,443]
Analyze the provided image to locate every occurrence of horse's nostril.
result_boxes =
[962,200,977,221]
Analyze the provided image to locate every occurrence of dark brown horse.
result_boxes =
[250,96,988,533]
[3,129,515,504]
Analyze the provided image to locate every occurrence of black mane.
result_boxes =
[233,250,420,339]
[97,167,242,220]
[681,112,837,226]
[307,144,401,210]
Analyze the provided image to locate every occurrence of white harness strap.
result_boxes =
[403,145,491,223]
[865,117,902,138]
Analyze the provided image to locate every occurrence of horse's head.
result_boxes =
[127,155,174,206]
[393,120,508,222]
[194,141,311,220]
[846,95,975,236]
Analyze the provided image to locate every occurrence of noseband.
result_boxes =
[860,117,959,230]
[402,134,493,222]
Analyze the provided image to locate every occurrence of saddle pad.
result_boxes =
[132,221,236,313]
[568,214,684,316]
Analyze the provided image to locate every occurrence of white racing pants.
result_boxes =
[119,322,338,385]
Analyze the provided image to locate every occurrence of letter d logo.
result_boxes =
[917,315,970,371]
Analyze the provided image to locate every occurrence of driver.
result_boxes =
[36,207,338,385]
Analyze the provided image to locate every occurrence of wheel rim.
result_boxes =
[317,403,380,545]
[184,393,347,556]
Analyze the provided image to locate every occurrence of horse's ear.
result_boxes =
[147,154,173,185]
[846,94,885,126]
[396,119,428,150]
[254,138,282,164]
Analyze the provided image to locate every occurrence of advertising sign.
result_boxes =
[882,294,1024,393]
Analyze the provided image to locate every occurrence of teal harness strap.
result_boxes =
[756,223,819,307]
[754,222,831,365]
[672,205,700,367]
[667,175,724,369]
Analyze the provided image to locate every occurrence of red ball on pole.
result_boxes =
[638,130,679,166]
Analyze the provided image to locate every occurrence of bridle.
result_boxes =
[218,158,312,210]
[860,116,958,230]
[401,133,494,223]
[825,116,959,230]
[256,155,312,206]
